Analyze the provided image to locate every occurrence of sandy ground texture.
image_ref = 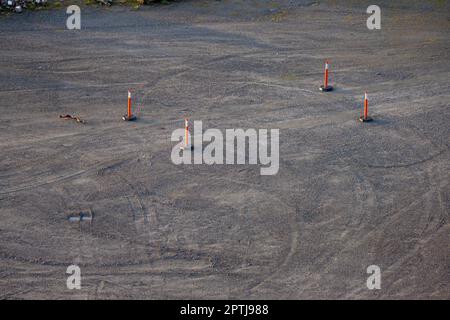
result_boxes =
[0,0,449,299]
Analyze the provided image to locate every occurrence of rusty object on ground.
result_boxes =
[59,114,85,124]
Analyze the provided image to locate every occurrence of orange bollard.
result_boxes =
[320,60,333,92]
[184,118,189,148]
[359,92,373,122]
[128,90,132,118]
[181,118,193,150]
[364,92,368,120]
[122,90,136,121]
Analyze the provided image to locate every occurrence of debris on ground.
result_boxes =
[59,114,85,124]
[67,209,93,223]
[1,0,47,14]
[96,0,113,6]
[67,209,93,232]
[1,0,174,14]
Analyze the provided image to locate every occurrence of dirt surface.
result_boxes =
[0,0,449,299]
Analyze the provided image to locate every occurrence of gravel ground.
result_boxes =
[0,0,449,299]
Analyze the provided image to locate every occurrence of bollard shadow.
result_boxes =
[331,87,356,95]
[362,117,392,126]
[123,117,160,126]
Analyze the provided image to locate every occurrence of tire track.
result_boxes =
[0,157,137,196]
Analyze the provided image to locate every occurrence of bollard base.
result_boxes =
[359,116,373,123]
[122,115,137,121]
[180,145,193,151]
[319,85,333,92]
